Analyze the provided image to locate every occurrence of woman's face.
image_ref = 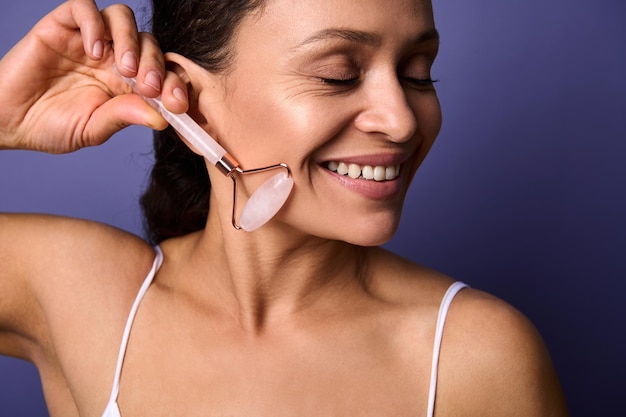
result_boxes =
[203,0,441,245]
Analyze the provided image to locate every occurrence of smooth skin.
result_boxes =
[0,1,568,416]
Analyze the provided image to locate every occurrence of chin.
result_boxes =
[346,227,399,247]
[277,199,404,246]
[328,213,401,247]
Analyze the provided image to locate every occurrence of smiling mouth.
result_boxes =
[325,161,401,181]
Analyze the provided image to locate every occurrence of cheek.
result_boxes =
[228,92,350,167]
[415,93,442,140]
[411,94,442,157]
[216,95,288,165]
[399,93,441,186]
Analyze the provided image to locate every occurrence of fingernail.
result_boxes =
[121,51,137,73]
[144,71,162,92]
[92,40,104,59]
[173,87,187,102]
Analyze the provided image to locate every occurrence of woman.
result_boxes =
[0,0,568,415]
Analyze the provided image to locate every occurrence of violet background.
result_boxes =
[1,0,625,416]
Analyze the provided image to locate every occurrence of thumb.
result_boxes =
[83,94,169,146]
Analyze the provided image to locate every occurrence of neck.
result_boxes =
[180,204,371,334]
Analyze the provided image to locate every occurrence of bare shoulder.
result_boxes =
[366,248,568,416]
[0,212,154,283]
[365,247,457,305]
[436,288,569,416]
[0,213,155,359]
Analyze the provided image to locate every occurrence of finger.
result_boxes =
[83,94,168,146]
[101,3,140,76]
[160,69,190,115]
[134,32,167,97]
[53,0,107,60]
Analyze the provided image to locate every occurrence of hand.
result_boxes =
[0,0,188,153]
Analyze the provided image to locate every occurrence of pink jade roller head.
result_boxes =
[116,68,294,232]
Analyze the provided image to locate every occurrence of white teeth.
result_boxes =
[385,166,396,180]
[362,165,375,180]
[326,161,401,181]
[374,166,386,181]
[348,163,361,179]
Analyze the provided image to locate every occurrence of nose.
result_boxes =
[353,74,418,143]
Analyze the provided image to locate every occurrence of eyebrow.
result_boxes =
[410,28,440,45]
[296,29,382,48]
[294,27,440,50]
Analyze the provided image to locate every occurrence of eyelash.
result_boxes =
[320,76,439,89]
[320,76,360,86]
[401,76,440,89]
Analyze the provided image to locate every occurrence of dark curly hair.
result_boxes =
[141,0,264,244]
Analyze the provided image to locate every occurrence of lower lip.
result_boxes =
[322,167,404,200]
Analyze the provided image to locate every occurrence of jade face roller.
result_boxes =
[116,69,294,232]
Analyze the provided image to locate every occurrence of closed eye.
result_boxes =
[320,76,360,86]
[400,76,439,90]
[318,75,438,91]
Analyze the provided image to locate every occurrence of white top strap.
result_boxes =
[106,246,163,404]
[426,281,468,417]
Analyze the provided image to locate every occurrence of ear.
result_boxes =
[163,52,226,155]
